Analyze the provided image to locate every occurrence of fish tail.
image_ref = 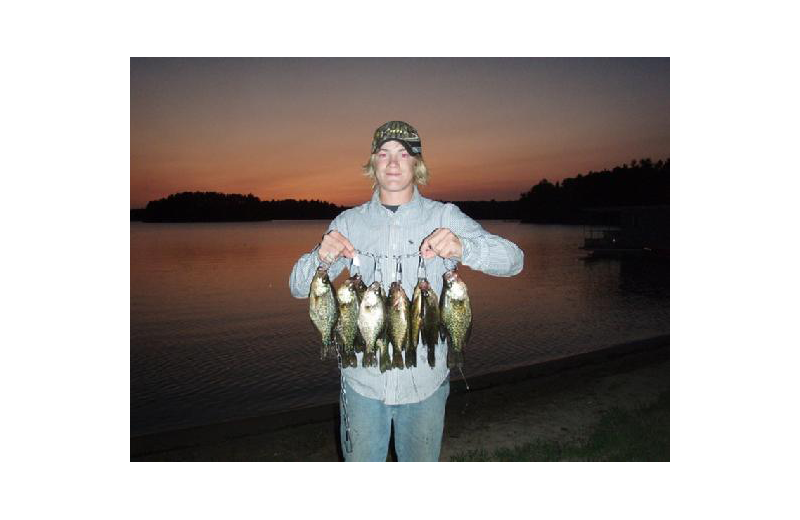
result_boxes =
[379,339,392,372]
[363,349,376,368]
[392,348,405,370]
[427,345,436,368]
[447,349,464,369]
[405,345,417,368]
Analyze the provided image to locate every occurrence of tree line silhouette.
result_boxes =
[131,192,345,222]
[519,158,669,223]
[130,158,668,223]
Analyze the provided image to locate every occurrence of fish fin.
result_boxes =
[447,349,464,369]
[444,331,460,368]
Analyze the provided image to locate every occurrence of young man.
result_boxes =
[289,120,523,461]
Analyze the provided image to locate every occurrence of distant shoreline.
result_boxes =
[131,159,668,224]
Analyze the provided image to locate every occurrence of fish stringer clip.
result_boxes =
[417,255,427,280]
[395,256,403,284]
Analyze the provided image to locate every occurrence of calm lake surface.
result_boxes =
[130,220,669,436]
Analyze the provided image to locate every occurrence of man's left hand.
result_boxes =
[420,228,462,260]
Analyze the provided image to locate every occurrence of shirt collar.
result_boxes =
[369,185,422,217]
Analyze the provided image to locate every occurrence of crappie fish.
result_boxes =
[309,266,339,360]
[439,270,472,369]
[409,278,440,368]
[335,278,361,368]
[351,274,368,353]
[409,282,424,368]
[387,282,410,371]
[421,280,441,368]
[357,281,386,368]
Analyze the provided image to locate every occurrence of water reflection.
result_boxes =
[131,221,669,435]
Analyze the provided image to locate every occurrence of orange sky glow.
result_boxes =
[131,58,669,209]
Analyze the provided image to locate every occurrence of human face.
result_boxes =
[373,140,416,204]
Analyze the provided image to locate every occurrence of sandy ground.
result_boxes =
[440,354,668,460]
[132,337,668,462]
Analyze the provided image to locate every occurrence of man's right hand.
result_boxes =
[318,230,356,263]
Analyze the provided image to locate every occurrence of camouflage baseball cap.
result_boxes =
[371,120,422,156]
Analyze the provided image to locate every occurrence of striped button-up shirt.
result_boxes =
[289,186,524,404]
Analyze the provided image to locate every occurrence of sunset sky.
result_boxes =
[130,57,669,209]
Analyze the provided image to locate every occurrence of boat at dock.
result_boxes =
[580,205,669,260]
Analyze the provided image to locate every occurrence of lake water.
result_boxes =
[130,220,669,436]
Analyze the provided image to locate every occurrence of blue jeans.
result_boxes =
[339,379,450,462]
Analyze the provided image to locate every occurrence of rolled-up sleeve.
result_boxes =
[441,203,524,277]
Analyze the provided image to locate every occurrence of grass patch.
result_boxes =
[451,391,669,462]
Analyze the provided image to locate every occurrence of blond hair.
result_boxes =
[362,154,430,188]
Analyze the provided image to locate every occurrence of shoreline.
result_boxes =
[131,335,668,460]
